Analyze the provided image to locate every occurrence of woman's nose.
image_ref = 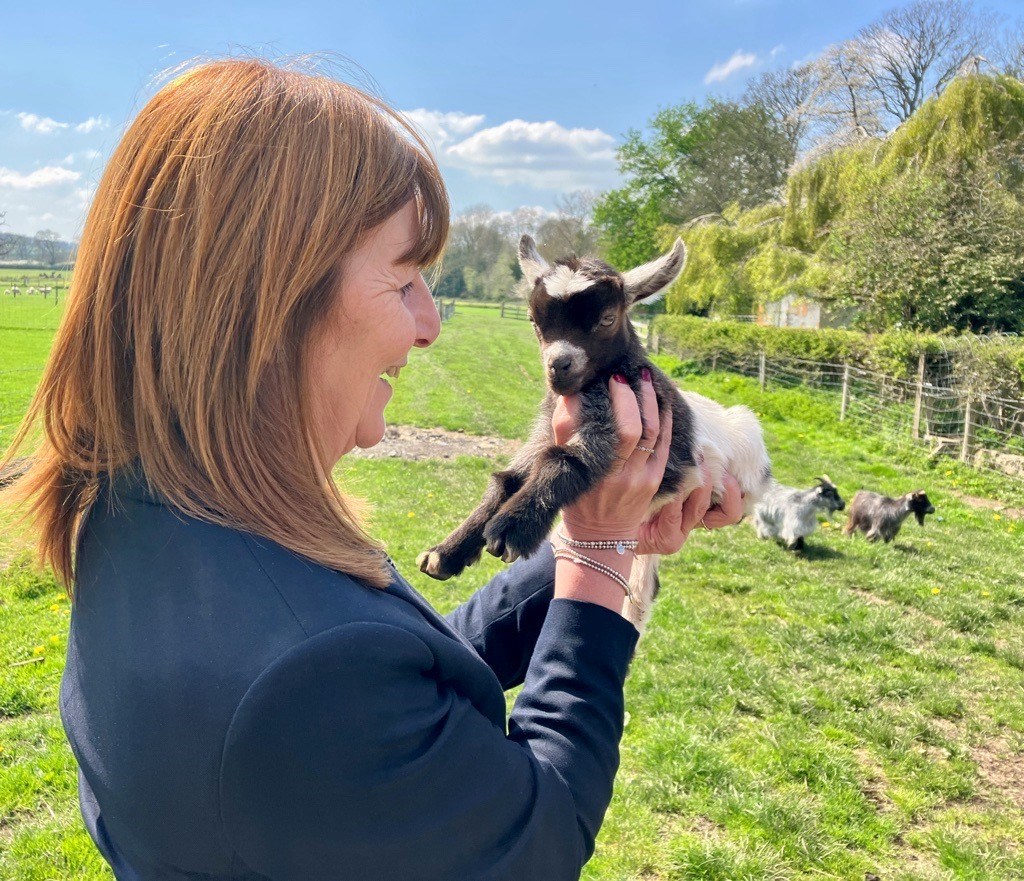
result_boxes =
[412,274,441,348]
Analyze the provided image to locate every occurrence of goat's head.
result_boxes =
[519,234,687,395]
[815,475,845,512]
[908,490,935,525]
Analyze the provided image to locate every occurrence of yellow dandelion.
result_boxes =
[931,587,941,595]
[944,469,953,476]
[994,514,1002,521]
[821,521,832,529]
[49,635,60,645]
[32,645,45,656]
[407,511,415,518]
[50,603,60,612]
[982,591,992,597]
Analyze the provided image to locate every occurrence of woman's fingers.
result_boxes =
[700,471,745,528]
[635,369,660,456]
[552,394,581,446]
[607,374,643,471]
[647,399,672,476]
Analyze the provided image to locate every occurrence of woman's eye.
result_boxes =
[399,280,417,298]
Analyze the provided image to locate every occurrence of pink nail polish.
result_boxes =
[641,367,652,382]
[612,373,628,384]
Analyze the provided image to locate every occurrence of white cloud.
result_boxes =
[704,50,759,84]
[401,109,486,149]
[445,119,618,190]
[74,116,110,133]
[770,44,786,59]
[15,111,110,134]
[0,166,81,190]
[18,112,69,134]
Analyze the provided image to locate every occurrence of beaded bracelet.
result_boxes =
[555,530,638,556]
[551,545,645,612]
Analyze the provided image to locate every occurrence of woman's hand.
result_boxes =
[637,466,744,555]
[553,369,671,541]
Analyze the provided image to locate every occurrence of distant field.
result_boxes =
[3,303,1024,880]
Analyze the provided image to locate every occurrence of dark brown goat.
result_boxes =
[418,235,772,631]
[843,490,935,542]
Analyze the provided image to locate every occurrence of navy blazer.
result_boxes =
[60,466,639,880]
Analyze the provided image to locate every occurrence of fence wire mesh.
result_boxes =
[649,331,1024,487]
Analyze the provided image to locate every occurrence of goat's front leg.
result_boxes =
[483,417,618,563]
[418,466,528,580]
[418,413,553,580]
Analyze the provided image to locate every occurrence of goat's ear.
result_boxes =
[821,474,832,486]
[518,235,549,286]
[623,238,687,305]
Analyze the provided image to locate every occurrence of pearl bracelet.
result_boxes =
[552,545,644,612]
[555,530,638,556]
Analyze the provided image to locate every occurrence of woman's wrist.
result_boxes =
[559,517,641,544]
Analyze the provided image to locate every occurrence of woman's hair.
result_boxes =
[1,58,449,592]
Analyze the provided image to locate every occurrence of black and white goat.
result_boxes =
[418,236,772,631]
[843,490,936,543]
[753,476,845,551]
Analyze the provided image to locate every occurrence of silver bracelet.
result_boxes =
[552,546,645,612]
[555,530,638,556]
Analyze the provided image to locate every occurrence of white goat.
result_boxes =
[754,476,845,551]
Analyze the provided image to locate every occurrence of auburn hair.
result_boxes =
[1,59,449,593]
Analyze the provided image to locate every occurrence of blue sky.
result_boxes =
[2,0,1021,239]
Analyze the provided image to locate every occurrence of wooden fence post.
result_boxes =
[711,351,718,372]
[840,364,850,421]
[912,353,925,440]
[758,351,766,391]
[961,396,974,463]
[500,302,505,319]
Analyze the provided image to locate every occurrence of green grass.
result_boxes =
[3,304,1024,879]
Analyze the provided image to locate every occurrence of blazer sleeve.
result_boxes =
[444,541,556,690]
[219,598,638,881]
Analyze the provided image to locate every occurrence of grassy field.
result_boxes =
[2,305,1024,879]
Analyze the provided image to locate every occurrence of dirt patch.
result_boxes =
[349,425,521,462]
[950,491,1024,520]
[973,736,1024,809]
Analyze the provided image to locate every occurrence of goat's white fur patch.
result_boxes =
[542,265,595,299]
[621,387,772,635]
[543,339,588,372]
[622,238,687,305]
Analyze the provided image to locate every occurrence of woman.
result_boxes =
[3,60,742,880]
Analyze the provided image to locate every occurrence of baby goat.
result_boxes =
[754,476,845,551]
[418,236,772,631]
[843,490,936,543]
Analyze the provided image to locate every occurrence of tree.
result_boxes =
[744,63,820,156]
[615,100,793,224]
[993,21,1024,78]
[853,0,994,126]
[34,229,63,267]
[535,191,599,258]
[0,212,13,260]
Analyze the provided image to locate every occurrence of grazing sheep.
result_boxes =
[418,235,772,632]
[843,490,936,542]
[754,475,845,550]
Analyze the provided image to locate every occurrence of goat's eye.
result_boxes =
[599,313,616,327]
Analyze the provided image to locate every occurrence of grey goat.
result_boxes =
[843,490,936,542]
[418,235,772,632]
[754,476,845,551]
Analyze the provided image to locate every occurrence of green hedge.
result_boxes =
[652,316,1024,398]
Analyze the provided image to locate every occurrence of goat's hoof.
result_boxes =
[484,534,521,565]
[417,549,457,581]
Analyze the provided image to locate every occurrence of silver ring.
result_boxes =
[635,444,655,454]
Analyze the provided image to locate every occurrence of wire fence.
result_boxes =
[648,328,1024,486]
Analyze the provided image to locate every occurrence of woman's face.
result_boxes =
[309,200,441,467]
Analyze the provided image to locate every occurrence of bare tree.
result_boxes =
[536,191,599,258]
[992,21,1024,78]
[853,0,995,126]
[0,212,14,260]
[34,229,63,267]
[744,63,820,155]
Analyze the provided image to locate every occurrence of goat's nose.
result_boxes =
[549,356,572,374]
